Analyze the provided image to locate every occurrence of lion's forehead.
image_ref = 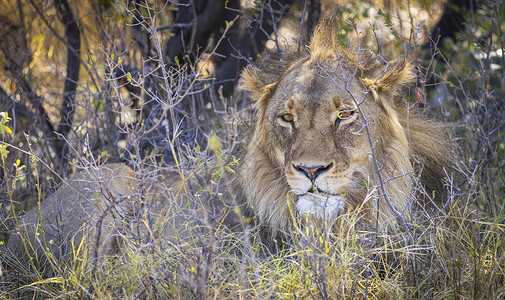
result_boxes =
[273,62,360,108]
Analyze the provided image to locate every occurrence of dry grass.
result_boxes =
[3,193,504,298]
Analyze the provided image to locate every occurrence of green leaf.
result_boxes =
[2,126,12,135]
[0,144,9,159]
[93,192,101,201]
[0,111,13,136]
[225,20,234,28]
[363,180,372,188]
[209,134,222,153]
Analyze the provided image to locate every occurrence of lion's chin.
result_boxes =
[295,193,345,218]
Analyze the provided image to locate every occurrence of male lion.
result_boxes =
[237,13,458,240]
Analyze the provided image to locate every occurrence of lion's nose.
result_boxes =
[294,163,333,182]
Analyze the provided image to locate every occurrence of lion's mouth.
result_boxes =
[295,191,345,217]
[309,186,325,193]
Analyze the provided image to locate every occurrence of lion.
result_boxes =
[237,12,458,242]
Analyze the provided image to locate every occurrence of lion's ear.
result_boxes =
[238,65,278,102]
[362,57,415,97]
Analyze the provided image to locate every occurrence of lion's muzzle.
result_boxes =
[289,162,348,217]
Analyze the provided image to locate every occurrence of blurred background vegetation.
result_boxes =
[0,0,504,298]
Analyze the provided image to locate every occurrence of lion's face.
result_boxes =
[261,59,376,217]
[236,12,450,236]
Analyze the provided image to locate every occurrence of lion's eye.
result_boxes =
[337,109,356,120]
[281,113,294,123]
